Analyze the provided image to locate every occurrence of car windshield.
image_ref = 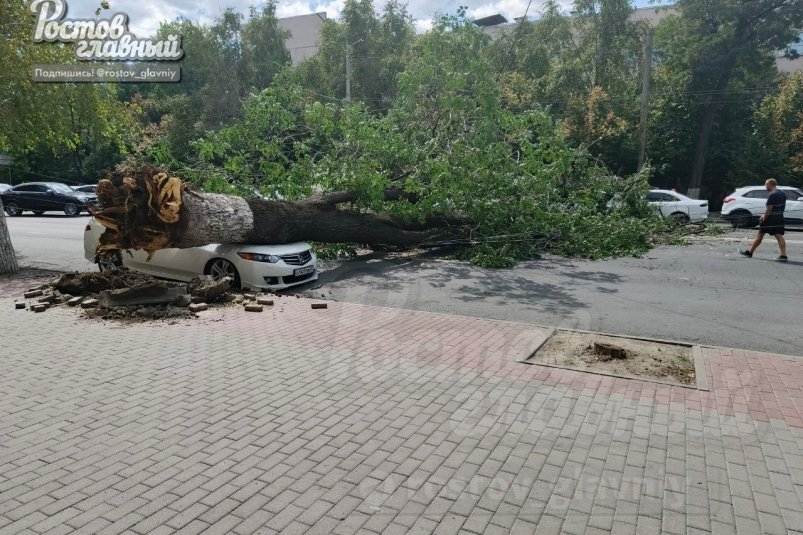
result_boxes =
[50,183,75,194]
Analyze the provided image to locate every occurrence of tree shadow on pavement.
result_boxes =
[314,253,593,316]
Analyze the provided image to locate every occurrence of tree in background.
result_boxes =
[490,0,644,175]
[741,73,803,187]
[0,0,137,185]
[661,0,803,196]
[294,0,414,110]
[140,5,290,166]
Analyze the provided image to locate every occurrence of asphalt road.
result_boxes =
[5,213,95,272]
[302,230,803,356]
[5,214,802,355]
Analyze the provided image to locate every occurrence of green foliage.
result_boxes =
[0,0,138,183]
[311,243,358,260]
[650,0,803,197]
[176,16,664,267]
[741,73,803,187]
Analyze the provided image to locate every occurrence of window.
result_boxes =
[780,189,802,200]
[646,192,676,202]
[12,184,39,192]
[744,189,770,199]
[49,183,74,194]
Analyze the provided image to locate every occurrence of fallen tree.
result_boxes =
[92,164,466,256]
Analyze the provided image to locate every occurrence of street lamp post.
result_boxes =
[345,38,363,104]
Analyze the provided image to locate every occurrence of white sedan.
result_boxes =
[645,189,709,223]
[83,219,318,291]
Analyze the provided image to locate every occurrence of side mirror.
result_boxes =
[46,189,55,195]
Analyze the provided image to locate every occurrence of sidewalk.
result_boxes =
[1,286,802,534]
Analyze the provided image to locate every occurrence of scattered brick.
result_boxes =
[311,303,328,309]
[257,298,274,306]
[67,296,84,307]
[80,299,99,309]
[31,304,47,313]
[24,289,44,299]
[15,302,25,310]
[188,303,208,313]
[244,304,263,312]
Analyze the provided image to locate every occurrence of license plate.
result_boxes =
[294,266,314,276]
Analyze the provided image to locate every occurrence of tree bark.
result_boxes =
[687,37,740,196]
[92,165,462,255]
[0,198,19,275]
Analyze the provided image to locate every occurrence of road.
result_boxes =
[5,213,95,272]
[5,214,802,355]
[302,230,803,356]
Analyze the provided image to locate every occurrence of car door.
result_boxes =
[659,192,680,217]
[124,247,192,281]
[645,192,667,217]
[741,189,770,216]
[40,185,65,211]
[8,184,36,208]
[781,189,803,223]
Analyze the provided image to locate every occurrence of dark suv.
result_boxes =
[1,182,97,216]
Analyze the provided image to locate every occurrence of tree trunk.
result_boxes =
[687,100,721,197]
[0,198,19,274]
[92,165,463,255]
[687,44,739,197]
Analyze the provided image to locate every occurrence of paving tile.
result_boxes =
[0,296,803,535]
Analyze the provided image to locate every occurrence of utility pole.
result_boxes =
[345,38,363,104]
[637,29,654,173]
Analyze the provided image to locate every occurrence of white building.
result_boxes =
[278,12,327,66]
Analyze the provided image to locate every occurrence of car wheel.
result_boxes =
[64,203,80,216]
[4,202,22,216]
[731,210,754,228]
[33,210,45,215]
[97,251,123,272]
[205,258,240,288]
[671,212,691,225]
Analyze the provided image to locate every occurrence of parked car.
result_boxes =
[0,183,11,193]
[1,182,97,216]
[721,186,803,228]
[83,218,319,291]
[607,189,708,223]
[72,184,97,194]
[644,189,709,223]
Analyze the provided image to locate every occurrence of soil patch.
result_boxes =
[531,330,695,386]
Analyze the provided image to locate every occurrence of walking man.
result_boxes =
[739,178,788,261]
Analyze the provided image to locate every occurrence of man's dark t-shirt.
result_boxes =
[761,189,786,235]
[767,190,786,214]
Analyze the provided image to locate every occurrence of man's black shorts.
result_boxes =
[759,214,785,235]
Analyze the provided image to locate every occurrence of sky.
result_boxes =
[55,0,662,38]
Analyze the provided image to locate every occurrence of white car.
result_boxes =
[721,186,803,228]
[645,189,709,223]
[83,219,318,291]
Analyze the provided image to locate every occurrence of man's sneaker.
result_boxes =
[739,249,752,258]
[776,255,788,262]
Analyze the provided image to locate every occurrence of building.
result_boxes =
[278,12,327,66]
[276,7,802,73]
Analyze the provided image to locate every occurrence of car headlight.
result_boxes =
[238,252,280,263]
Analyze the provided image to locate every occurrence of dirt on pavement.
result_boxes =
[532,330,696,386]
